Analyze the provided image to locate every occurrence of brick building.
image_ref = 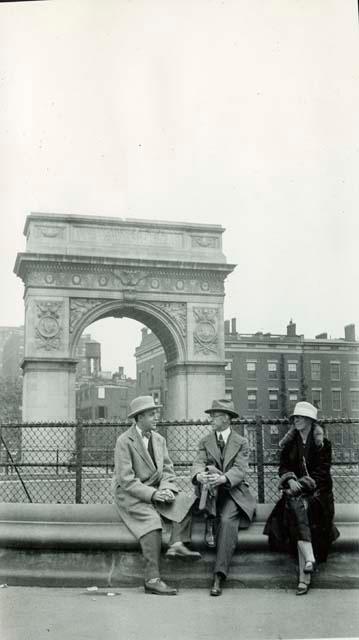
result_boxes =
[135,320,359,420]
[76,366,136,421]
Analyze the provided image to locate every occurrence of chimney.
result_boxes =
[118,366,124,376]
[315,332,328,340]
[224,320,230,335]
[344,324,356,342]
[231,318,237,334]
[287,319,296,337]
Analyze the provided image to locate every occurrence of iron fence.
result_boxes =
[0,418,358,504]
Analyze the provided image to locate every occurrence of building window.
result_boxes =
[267,362,278,379]
[150,366,155,386]
[225,389,233,401]
[311,362,321,380]
[312,389,322,409]
[269,390,279,410]
[350,363,359,381]
[98,386,105,399]
[350,390,359,411]
[332,390,342,411]
[97,406,106,419]
[288,390,298,410]
[247,390,257,411]
[330,362,341,381]
[270,424,279,446]
[334,427,343,446]
[288,362,298,379]
[246,361,257,379]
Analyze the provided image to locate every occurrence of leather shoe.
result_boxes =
[210,573,223,596]
[296,582,309,596]
[144,578,177,595]
[166,543,201,561]
[205,520,216,548]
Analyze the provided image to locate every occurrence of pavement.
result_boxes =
[0,587,358,640]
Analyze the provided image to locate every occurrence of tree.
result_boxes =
[0,376,22,422]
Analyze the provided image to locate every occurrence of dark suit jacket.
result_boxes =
[191,430,256,527]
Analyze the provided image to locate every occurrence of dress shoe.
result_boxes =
[205,520,216,548]
[210,573,223,596]
[296,582,310,596]
[144,578,177,595]
[166,543,201,561]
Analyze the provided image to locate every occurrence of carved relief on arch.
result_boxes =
[193,307,219,355]
[35,300,64,351]
[151,302,187,337]
[69,298,108,334]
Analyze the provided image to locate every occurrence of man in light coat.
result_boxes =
[192,399,256,596]
[113,395,200,595]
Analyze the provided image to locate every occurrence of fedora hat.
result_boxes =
[128,395,162,419]
[290,401,317,422]
[205,399,239,418]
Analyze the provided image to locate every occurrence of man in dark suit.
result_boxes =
[192,399,256,596]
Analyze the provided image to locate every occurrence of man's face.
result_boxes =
[137,408,157,434]
[210,411,230,432]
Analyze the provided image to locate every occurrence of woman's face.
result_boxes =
[293,415,312,431]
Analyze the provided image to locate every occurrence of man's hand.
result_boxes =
[152,489,175,503]
[207,473,227,488]
[313,425,324,448]
[287,479,301,495]
[196,472,210,484]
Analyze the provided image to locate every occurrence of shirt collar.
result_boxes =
[216,426,231,444]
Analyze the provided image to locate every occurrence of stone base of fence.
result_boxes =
[0,503,358,589]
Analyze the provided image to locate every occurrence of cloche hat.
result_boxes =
[290,401,318,422]
[205,399,239,418]
[128,395,162,419]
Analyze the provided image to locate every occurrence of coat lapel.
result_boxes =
[151,432,163,474]
[129,425,156,470]
[223,431,242,470]
[205,432,222,467]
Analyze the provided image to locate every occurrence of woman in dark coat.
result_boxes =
[264,401,339,595]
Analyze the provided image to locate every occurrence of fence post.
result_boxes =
[255,415,265,503]
[75,422,83,504]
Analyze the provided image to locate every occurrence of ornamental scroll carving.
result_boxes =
[153,302,187,337]
[193,307,219,355]
[69,298,106,333]
[191,235,218,248]
[35,301,63,351]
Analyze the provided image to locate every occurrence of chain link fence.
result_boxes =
[0,419,358,504]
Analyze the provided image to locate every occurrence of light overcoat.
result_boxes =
[113,424,196,539]
[191,430,256,527]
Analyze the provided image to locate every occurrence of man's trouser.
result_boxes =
[139,512,192,581]
[214,494,242,577]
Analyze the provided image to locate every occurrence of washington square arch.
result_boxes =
[14,213,236,421]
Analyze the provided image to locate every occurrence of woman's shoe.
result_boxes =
[296,582,309,596]
[303,561,316,574]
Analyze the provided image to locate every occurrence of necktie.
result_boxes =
[217,433,225,454]
[146,434,157,467]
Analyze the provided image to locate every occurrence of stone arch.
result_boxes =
[15,213,236,420]
[69,299,186,365]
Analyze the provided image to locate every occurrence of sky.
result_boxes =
[0,0,358,378]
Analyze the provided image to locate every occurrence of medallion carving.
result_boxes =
[154,302,187,337]
[193,307,219,355]
[35,301,63,351]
